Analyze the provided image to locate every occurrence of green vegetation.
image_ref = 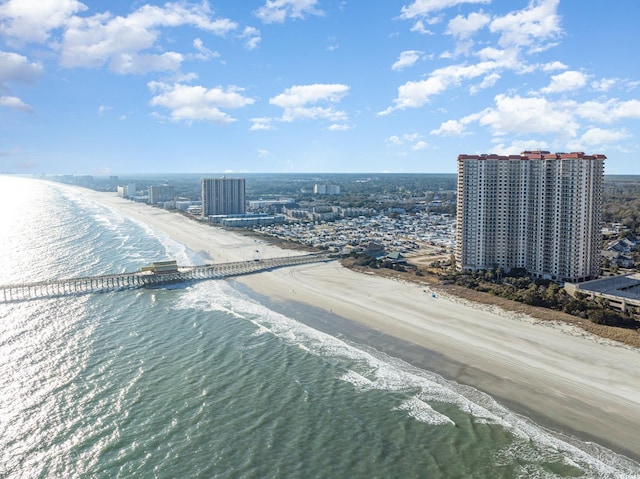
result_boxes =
[603,177,640,234]
[352,254,407,272]
[436,268,638,329]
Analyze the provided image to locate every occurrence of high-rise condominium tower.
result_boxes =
[201,177,246,216]
[148,185,174,205]
[456,151,605,283]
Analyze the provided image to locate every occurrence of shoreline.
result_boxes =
[78,189,640,461]
[231,278,636,460]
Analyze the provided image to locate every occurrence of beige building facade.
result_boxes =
[456,151,605,283]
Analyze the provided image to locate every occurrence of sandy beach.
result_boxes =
[86,190,640,460]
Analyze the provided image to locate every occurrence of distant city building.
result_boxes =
[207,213,285,227]
[148,185,175,205]
[456,150,605,283]
[117,183,136,198]
[201,177,246,216]
[247,198,295,211]
[314,183,340,195]
[175,200,202,212]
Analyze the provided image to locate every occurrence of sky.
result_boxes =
[1,0,640,175]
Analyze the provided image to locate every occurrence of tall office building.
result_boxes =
[456,151,605,283]
[201,177,246,216]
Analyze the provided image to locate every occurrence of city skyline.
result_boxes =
[1,1,639,175]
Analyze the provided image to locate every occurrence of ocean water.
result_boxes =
[1,176,639,479]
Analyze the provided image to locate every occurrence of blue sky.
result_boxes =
[1,0,639,175]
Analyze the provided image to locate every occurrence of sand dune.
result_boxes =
[86,190,640,460]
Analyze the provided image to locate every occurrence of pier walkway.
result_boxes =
[0,253,335,303]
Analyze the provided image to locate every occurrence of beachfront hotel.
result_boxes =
[148,184,175,205]
[456,151,605,283]
[201,177,246,216]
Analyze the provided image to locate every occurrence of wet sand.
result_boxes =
[85,190,640,460]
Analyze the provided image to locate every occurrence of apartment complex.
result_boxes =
[314,183,341,195]
[148,185,175,205]
[456,151,605,283]
[117,183,136,199]
[201,177,246,216]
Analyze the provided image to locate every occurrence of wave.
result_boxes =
[26,178,639,478]
[175,279,640,478]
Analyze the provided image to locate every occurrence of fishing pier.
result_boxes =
[0,253,334,303]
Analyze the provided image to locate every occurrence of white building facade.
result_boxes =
[456,151,605,283]
[117,183,136,198]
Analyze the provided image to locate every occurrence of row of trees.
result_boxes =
[602,180,640,235]
[440,268,638,329]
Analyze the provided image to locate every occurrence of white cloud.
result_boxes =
[250,117,275,130]
[591,78,617,92]
[240,26,261,50]
[489,0,562,52]
[433,93,640,151]
[430,119,469,136]
[410,20,434,35]
[469,72,500,94]
[255,0,323,24]
[192,38,220,61]
[392,50,423,71]
[0,51,43,83]
[148,82,255,124]
[404,133,421,142]
[0,51,42,113]
[379,61,497,114]
[386,133,426,151]
[0,95,32,112]
[570,98,640,123]
[384,1,569,115]
[112,52,184,75]
[328,123,350,131]
[610,99,640,120]
[270,84,349,122]
[257,149,270,157]
[0,0,87,43]
[541,61,568,72]
[491,139,549,155]
[327,36,339,51]
[446,11,490,40]
[478,94,579,139]
[400,0,490,20]
[475,46,518,64]
[540,70,588,94]
[576,127,630,147]
[60,2,237,73]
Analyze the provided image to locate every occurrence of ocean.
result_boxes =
[1,176,639,479]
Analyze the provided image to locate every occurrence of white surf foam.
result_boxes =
[175,280,640,478]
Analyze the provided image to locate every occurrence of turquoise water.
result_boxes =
[1,176,639,478]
